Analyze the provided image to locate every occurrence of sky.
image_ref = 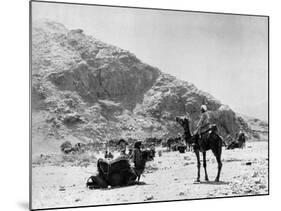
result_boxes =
[32,2,268,120]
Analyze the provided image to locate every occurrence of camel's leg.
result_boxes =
[195,149,201,182]
[202,151,209,181]
[215,152,222,182]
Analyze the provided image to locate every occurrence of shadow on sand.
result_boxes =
[193,181,229,185]
[98,181,148,191]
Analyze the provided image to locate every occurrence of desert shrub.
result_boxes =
[253,133,260,139]
[60,141,72,153]
[61,154,76,163]
[60,152,97,167]
[32,154,53,166]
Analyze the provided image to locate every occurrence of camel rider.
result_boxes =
[195,105,211,136]
[131,141,146,180]
[131,141,142,168]
[117,139,128,156]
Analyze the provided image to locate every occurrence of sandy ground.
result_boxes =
[31,141,268,210]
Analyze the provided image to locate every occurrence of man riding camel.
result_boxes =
[195,104,211,136]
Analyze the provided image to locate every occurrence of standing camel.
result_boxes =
[176,117,223,182]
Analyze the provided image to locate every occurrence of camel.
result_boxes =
[176,116,223,182]
[87,151,150,189]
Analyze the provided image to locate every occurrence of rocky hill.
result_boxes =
[31,19,266,154]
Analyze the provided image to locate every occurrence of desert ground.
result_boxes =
[31,140,268,210]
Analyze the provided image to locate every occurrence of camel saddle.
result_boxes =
[195,124,218,150]
[97,156,132,177]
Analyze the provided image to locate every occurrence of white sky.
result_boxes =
[32,2,268,119]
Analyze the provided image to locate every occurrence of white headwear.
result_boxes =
[201,105,207,112]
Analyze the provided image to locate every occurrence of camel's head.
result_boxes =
[175,116,190,127]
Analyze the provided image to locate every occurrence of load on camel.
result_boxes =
[108,138,156,161]
[87,142,150,189]
[164,135,187,153]
[225,131,246,150]
[60,141,86,154]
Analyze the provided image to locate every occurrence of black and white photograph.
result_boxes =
[30,1,269,210]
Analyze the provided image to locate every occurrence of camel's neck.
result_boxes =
[176,118,192,138]
[184,124,192,138]
[179,120,192,137]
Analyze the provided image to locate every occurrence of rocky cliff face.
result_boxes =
[31,20,265,154]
